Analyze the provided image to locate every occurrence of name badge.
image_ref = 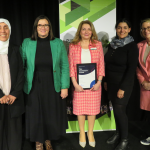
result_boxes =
[90,47,97,50]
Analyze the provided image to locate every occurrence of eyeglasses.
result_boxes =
[37,24,50,29]
[141,27,150,31]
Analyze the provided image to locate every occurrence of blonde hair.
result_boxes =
[140,18,150,38]
[71,20,98,45]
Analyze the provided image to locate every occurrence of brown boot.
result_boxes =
[36,142,43,150]
[45,140,53,150]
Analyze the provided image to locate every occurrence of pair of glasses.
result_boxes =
[37,24,50,29]
[141,27,150,31]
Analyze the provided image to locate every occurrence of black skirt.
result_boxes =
[25,71,68,143]
[0,105,22,150]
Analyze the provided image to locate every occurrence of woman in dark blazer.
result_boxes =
[104,19,138,150]
[20,15,70,150]
[0,18,24,150]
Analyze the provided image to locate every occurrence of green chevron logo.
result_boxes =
[66,0,90,26]
[59,0,116,34]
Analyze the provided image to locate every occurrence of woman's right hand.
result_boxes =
[142,81,150,90]
[74,83,84,92]
[104,82,107,91]
[0,95,9,104]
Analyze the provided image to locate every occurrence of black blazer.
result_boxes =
[0,43,24,118]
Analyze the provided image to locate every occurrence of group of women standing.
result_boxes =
[0,15,150,150]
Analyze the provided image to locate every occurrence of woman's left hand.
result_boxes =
[90,81,101,91]
[8,95,16,105]
[60,89,68,99]
[117,89,125,99]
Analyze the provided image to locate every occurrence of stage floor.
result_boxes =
[22,121,150,150]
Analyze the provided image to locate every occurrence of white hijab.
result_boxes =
[0,19,11,95]
[0,19,11,54]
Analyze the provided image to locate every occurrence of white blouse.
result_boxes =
[81,49,91,63]
[143,44,150,64]
[0,54,11,95]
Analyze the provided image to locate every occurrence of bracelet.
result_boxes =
[98,80,102,82]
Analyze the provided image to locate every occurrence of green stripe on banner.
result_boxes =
[66,6,90,26]
[83,0,116,20]
[88,2,116,22]
[60,19,72,34]
[60,0,116,32]
[66,111,116,132]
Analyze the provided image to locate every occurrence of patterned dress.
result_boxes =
[68,41,105,115]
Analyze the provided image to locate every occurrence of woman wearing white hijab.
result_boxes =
[0,18,24,150]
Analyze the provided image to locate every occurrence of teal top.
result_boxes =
[20,38,70,94]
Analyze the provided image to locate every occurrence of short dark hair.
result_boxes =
[115,18,131,29]
[31,15,55,40]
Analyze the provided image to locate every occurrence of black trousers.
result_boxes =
[112,103,128,139]
[0,105,22,150]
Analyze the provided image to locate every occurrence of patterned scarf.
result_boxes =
[110,35,134,49]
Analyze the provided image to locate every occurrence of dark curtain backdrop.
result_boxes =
[117,0,150,43]
[0,0,149,121]
[0,0,59,45]
[1,0,148,45]
[116,0,150,121]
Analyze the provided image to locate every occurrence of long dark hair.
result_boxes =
[31,15,55,40]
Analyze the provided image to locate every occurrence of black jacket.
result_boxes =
[0,43,24,118]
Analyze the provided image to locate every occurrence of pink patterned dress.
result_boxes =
[68,41,105,115]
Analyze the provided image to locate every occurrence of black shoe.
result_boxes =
[115,139,128,150]
[107,132,120,144]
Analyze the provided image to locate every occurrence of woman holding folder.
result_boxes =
[68,20,105,148]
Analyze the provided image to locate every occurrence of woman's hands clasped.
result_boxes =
[8,95,17,104]
[0,95,9,104]
[74,81,101,92]
[72,77,102,92]
[0,95,16,104]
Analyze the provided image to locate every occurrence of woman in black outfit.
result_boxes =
[0,18,24,150]
[104,19,139,150]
